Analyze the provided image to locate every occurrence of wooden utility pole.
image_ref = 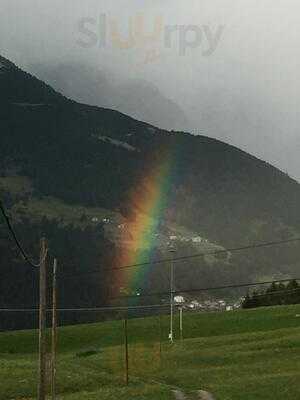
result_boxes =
[38,238,48,400]
[124,318,129,386]
[51,258,58,400]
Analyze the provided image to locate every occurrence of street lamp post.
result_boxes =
[169,245,176,343]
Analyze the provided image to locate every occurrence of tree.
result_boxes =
[242,280,300,309]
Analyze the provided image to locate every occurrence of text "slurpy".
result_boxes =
[76,14,225,57]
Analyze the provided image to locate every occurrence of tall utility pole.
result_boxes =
[51,258,58,400]
[169,245,176,343]
[38,238,48,400]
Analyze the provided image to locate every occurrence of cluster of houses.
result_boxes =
[91,216,111,224]
[91,216,128,226]
[90,216,208,246]
[174,295,242,312]
[91,216,126,228]
[169,235,208,244]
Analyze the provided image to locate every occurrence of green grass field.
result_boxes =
[1,305,300,399]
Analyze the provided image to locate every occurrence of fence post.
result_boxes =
[179,307,183,341]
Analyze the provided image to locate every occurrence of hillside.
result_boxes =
[1,54,300,329]
[1,305,300,399]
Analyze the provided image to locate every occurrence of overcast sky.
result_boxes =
[1,0,300,180]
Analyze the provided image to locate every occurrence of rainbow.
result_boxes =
[113,148,175,297]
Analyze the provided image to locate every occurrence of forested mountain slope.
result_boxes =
[1,55,300,329]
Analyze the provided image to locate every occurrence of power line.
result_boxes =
[2,194,299,274]
[108,237,300,270]
[0,199,42,268]
[247,287,300,299]
[0,304,171,313]
[2,287,300,313]
[2,196,300,287]
[22,276,297,303]
[60,236,300,279]
[7,279,300,310]
[56,304,169,312]
[107,277,300,301]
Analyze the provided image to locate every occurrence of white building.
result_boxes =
[174,295,185,304]
[192,236,202,243]
[190,300,200,309]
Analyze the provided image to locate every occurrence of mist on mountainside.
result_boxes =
[30,62,188,131]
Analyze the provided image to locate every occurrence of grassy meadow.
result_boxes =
[0,304,300,399]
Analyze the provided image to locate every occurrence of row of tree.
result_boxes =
[242,280,300,309]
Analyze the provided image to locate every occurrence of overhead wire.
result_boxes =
[1,287,300,313]
[0,199,43,268]
[59,237,300,279]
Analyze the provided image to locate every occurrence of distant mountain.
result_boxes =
[30,63,188,131]
[1,55,300,329]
